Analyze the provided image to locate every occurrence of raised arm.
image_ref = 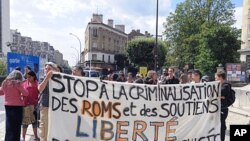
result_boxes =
[38,71,53,93]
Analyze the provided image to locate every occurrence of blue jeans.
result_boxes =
[5,106,23,141]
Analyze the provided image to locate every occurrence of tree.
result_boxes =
[164,0,240,75]
[114,54,128,70]
[127,37,167,70]
[0,60,7,76]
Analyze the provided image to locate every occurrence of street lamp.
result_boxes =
[154,0,159,71]
[69,33,82,64]
[70,46,80,64]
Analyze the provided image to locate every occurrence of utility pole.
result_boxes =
[154,0,159,71]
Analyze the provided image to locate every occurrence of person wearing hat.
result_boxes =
[21,71,39,141]
[38,62,57,141]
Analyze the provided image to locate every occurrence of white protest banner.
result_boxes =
[48,73,221,141]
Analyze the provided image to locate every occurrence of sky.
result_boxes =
[10,0,243,67]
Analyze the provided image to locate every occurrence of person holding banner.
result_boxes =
[165,67,179,84]
[191,69,202,83]
[126,72,134,83]
[0,70,29,141]
[72,66,84,76]
[144,70,158,85]
[215,71,233,141]
[38,62,57,141]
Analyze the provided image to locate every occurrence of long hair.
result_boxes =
[27,70,37,81]
[1,70,24,88]
[6,70,24,81]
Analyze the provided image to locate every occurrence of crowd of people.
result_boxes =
[0,63,234,141]
[100,67,207,85]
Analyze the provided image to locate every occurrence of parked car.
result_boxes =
[84,70,100,77]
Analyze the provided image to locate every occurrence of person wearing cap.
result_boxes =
[0,70,29,141]
[21,71,39,141]
[38,62,57,141]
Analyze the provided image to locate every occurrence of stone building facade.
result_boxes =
[84,14,128,69]
[239,0,250,69]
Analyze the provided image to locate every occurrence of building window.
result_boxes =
[93,42,97,48]
[102,36,105,49]
[102,54,104,61]
[92,54,97,60]
[93,28,97,37]
[108,56,110,63]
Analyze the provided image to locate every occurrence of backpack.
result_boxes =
[224,82,236,107]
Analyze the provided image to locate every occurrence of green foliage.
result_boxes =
[0,60,8,76]
[114,54,128,70]
[127,37,167,69]
[163,0,240,74]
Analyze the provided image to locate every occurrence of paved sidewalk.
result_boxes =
[0,111,35,141]
[225,107,250,141]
